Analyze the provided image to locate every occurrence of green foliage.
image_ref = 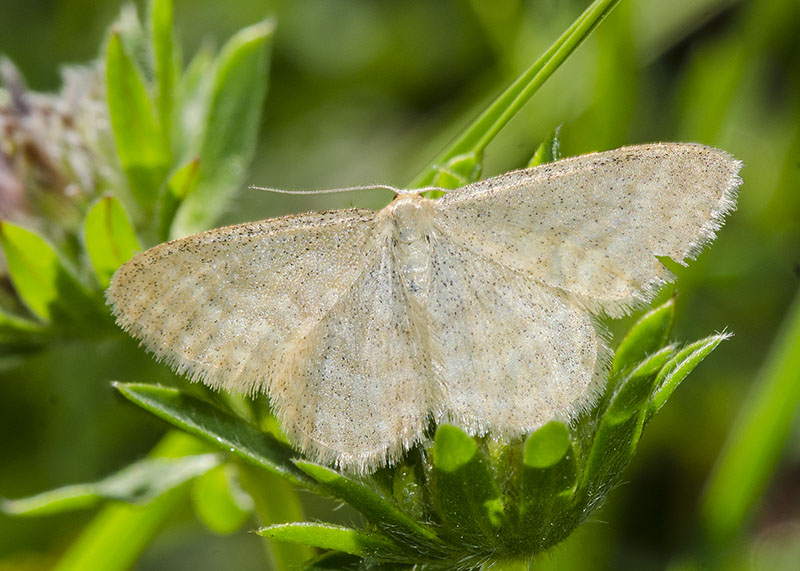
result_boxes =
[115,383,312,488]
[0,0,272,336]
[0,308,46,348]
[0,221,104,330]
[702,292,800,546]
[170,20,274,237]
[51,432,211,571]
[260,523,400,558]
[2,454,220,516]
[0,0,273,566]
[106,30,171,210]
[158,159,200,241]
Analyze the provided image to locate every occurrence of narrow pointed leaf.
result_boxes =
[410,0,620,187]
[432,425,505,541]
[582,358,662,495]
[174,44,214,161]
[114,383,313,488]
[648,333,729,421]
[613,297,675,375]
[84,196,141,288]
[702,292,800,545]
[258,523,398,557]
[295,461,441,546]
[115,4,149,74]
[106,31,170,208]
[172,21,274,237]
[150,0,177,142]
[630,345,677,379]
[2,485,97,516]
[0,221,96,323]
[606,360,663,424]
[2,454,219,516]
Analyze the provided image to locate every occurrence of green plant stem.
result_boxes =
[700,288,800,546]
[409,0,620,188]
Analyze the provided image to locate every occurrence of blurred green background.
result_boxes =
[1,0,799,569]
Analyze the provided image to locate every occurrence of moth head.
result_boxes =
[388,192,433,244]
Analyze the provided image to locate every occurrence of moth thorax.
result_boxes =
[391,196,432,300]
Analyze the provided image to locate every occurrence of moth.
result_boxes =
[107,143,741,472]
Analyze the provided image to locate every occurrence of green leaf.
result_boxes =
[648,333,730,421]
[149,0,178,143]
[702,291,800,545]
[606,364,661,424]
[629,345,677,380]
[581,360,662,496]
[295,461,441,546]
[158,158,200,241]
[527,126,562,167]
[523,420,571,469]
[171,21,274,237]
[258,523,398,557]
[409,0,620,187]
[431,425,505,540]
[521,421,578,547]
[0,221,97,323]
[174,43,215,161]
[114,383,313,488]
[613,297,675,375]
[114,3,149,75]
[191,464,251,534]
[433,424,478,472]
[2,454,220,516]
[106,30,171,209]
[84,196,142,288]
[578,343,682,504]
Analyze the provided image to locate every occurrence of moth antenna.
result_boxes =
[249,183,404,195]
